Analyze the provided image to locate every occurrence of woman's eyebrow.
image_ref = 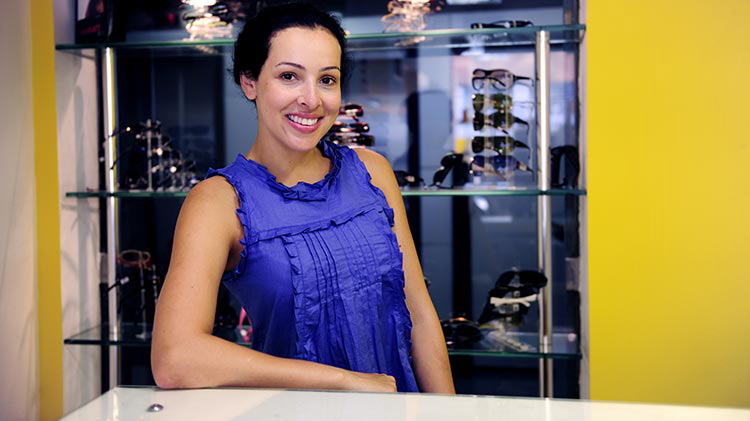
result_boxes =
[274,62,340,72]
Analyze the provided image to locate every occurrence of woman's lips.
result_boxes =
[286,114,323,133]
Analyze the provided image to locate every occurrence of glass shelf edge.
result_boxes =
[55,24,585,51]
[66,188,587,198]
[64,337,579,360]
[447,350,581,360]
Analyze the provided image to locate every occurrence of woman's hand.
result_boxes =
[343,371,397,393]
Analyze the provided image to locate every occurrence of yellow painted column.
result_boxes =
[31,0,63,418]
[588,0,750,407]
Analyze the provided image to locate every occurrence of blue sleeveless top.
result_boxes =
[206,140,419,392]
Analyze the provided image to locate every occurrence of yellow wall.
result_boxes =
[31,0,63,419]
[588,0,750,407]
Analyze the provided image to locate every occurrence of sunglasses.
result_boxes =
[339,103,364,119]
[472,93,512,112]
[470,154,531,175]
[441,317,482,347]
[471,136,529,154]
[329,132,375,147]
[394,170,424,188]
[478,270,548,325]
[472,68,531,91]
[470,20,533,29]
[431,153,469,188]
[473,111,528,131]
[329,121,370,134]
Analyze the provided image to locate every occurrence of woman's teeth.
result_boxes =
[288,115,319,126]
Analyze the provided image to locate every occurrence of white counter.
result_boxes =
[61,387,750,421]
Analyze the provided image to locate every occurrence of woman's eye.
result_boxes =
[280,72,296,81]
[321,76,337,86]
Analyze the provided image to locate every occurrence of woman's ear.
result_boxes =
[239,73,257,101]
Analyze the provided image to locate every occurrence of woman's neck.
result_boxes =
[245,138,330,187]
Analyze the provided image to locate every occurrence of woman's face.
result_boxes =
[241,27,342,154]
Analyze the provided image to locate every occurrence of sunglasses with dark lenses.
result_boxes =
[329,132,375,147]
[471,136,529,154]
[472,93,512,112]
[339,103,364,119]
[470,20,533,29]
[432,153,469,188]
[473,111,528,131]
[477,270,548,324]
[496,269,548,289]
[472,68,531,91]
[471,154,531,174]
[441,317,482,347]
[329,121,370,133]
[394,170,424,187]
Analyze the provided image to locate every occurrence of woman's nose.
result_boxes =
[297,81,321,109]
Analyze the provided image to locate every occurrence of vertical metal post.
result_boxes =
[102,47,119,390]
[146,118,153,191]
[535,30,554,398]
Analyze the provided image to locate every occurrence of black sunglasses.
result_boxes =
[470,20,533,29]
[339,103,364,119]
[328,132,375,147]
[329,120,370,134]
[472,68,531,91]
[471,136,529,154]
[432,153,469,188]
[441,317,482,347]
[473,111,528,131]
[471,154,531,174]
[472,93,512,112]
[394,170,424,188]
[478,270,548,324]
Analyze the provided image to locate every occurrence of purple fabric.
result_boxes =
[206,140,418,392]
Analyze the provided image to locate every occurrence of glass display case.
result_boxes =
[58,7,586,398]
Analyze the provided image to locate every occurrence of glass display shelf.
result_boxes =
[66,188,586,199]
[55,24,585,53]
[64,323,580,360]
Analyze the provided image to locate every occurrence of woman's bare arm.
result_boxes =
[355,148,456,394]
[151,176,396,392]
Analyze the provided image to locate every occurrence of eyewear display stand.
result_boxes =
[58,24,586,399]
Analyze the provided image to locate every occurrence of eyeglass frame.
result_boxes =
[473,110,528,131]
[472,68,531,91]
[471,135,529,154]
[472,93,513,113]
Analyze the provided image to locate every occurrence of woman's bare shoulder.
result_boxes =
[353,147,398,192]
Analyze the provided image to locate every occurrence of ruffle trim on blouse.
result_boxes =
[341,146,397,228]
[236,140,342,202]
[250,203,390,244]
[206,167,252,282]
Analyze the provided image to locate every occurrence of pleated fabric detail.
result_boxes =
[206,140,418,392]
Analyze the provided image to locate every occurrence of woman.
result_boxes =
[151,3,454,394]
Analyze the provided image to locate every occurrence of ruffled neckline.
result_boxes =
[236,140,341,202]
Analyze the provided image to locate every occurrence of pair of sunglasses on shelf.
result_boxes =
[440,317,483,347]
[394,170,424,188]
[470,154,531,175]
[472,93,512,112]
[328,132,375,147]
[432,153,469,188]
[339,103,364,120]
[471,136,529,154]
[477,270,548,325]
[472,68,531,91]
[470,20,533,29]
[474,110,529,131]
[329,120,369,134]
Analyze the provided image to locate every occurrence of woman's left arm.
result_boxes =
[355,148,455,394]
